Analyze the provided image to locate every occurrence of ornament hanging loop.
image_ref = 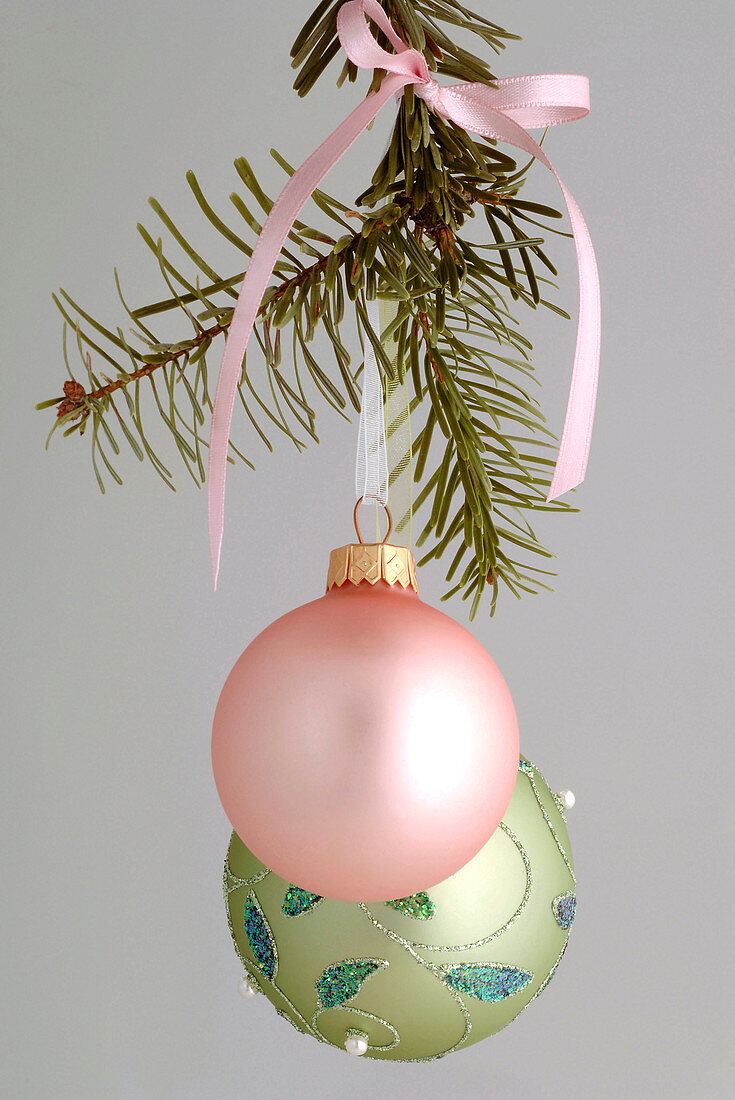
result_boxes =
[353,496,393,545]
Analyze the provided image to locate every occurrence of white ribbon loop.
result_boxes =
[355,297,388,509]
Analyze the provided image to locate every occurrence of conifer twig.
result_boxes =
[38,0,578,614]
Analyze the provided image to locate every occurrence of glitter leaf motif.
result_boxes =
[385,892,436,920]
[282,884,323,917]
[243,894,277,981]
[437,963,532,1002]
[315,959,387,1008]
[519,757,533,775]
[552,892,576,930]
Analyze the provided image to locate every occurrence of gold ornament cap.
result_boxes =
[326,500,418,593]
[326,542,418,592]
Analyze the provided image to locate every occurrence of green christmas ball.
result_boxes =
[224,757,576,1062]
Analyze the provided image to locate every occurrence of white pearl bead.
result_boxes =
[238,976,257,999]
[557,789,576,809]
[344,1033,369,1056]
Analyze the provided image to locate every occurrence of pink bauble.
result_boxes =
[212,557,518,902]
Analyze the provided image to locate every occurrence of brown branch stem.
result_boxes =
[53,186,508,419]
[57,322,224,419]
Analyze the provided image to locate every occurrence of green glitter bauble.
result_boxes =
[224,757,575,1062]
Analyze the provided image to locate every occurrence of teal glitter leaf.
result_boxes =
[315,959,387,1008]
[282,884,323,917]
[552,892,576,930]
[519,757,533,775]
[243,894,277,981]
[438,963,532,1002]
[385,892,436,920]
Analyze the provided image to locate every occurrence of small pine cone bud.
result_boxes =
[63,380,86,400]
[57,379,87,419]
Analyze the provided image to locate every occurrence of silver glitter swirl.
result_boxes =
[275,1008,306,1033]
[356,907,473,1059]
[401,980,473,1062]
[523,761,576,882]
[525,941,569,1008]
[361,822,532,953]
[551,792,567,820]
[311,1006,400,1052]
[223,852,270,895]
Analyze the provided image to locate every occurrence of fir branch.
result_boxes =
[38,0,578,615]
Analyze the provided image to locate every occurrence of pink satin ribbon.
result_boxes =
[208,0,600,585]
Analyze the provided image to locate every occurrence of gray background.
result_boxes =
[2,0,733,1096]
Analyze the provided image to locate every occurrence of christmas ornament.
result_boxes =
[225,755,576,1061]
[212,505,519,902]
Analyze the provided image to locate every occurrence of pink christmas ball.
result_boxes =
[212,580,518,902]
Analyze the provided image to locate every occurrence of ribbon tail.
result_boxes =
[436,87,601,501]
[544,184,600,500]
[207,70,414,587]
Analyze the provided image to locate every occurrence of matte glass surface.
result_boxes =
[225,758,575,1061]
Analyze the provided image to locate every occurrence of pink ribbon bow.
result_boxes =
[208,0,600,585]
